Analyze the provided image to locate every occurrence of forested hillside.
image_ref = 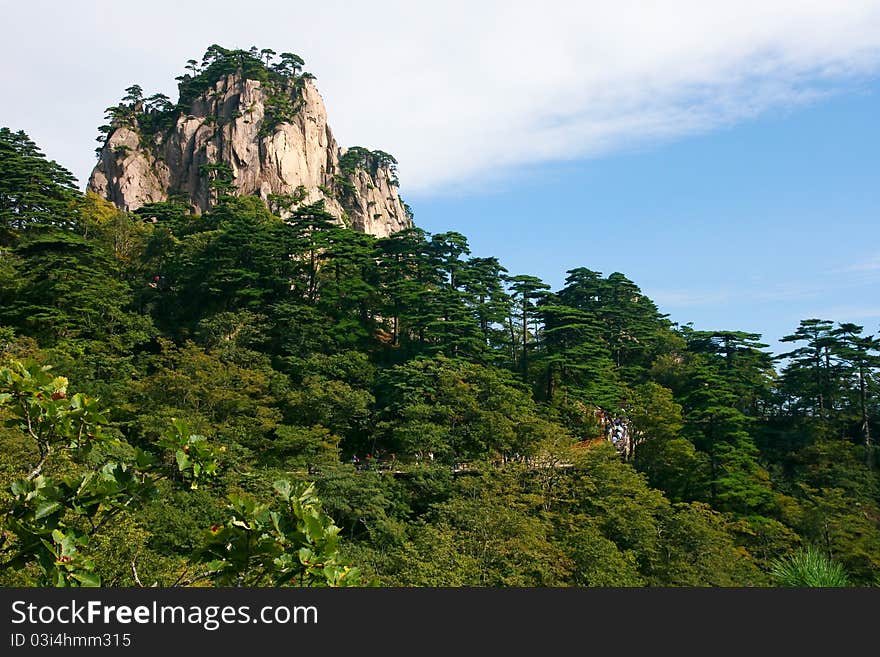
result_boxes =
[1,107,878,585]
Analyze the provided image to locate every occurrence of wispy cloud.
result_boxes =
[649,280,828,309]
[2,1,880,193]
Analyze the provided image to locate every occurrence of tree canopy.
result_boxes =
[2,127,878,587]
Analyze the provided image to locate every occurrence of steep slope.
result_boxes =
[89,50,411,237]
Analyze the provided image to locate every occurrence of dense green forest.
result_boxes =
[1,84,878,586]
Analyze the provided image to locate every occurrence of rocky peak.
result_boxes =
[88,48,412,237]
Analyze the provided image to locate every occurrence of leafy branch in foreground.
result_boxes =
[197,479,364,587]
[0,360,220,586]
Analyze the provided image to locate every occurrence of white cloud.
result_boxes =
[2,1,879,194]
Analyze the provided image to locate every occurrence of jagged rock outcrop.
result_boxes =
[89,74,411,237]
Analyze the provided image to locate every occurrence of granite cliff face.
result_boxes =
[89,73,411,237]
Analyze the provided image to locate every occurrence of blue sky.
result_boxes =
[409,82,880,353]
[2,1,878,355]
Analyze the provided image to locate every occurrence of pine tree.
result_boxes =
[376,228,436,356]
[777,319,841,421]
[538,295,617,404]
[316,226,380,350]
[832,323,879,466]
[601,272,667,375]
[459,256,510,353]
[0,128,79,245]
[425,232,485,359]
[686,329,774,416]
[505,274,550,377]
[677,354,774,513]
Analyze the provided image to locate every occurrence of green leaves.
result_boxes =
[1,459,165,587]
[0,360,114,472]
[157,418,221,488]
[197,479,362,587]
[0,359,232,586]
[34,500,62,520]
[273,478,293,501]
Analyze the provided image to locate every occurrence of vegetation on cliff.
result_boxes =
[95,45,316,155]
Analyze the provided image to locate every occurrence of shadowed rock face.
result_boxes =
[89,74,411,237]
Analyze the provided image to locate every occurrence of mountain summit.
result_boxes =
[88,45,412,237]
